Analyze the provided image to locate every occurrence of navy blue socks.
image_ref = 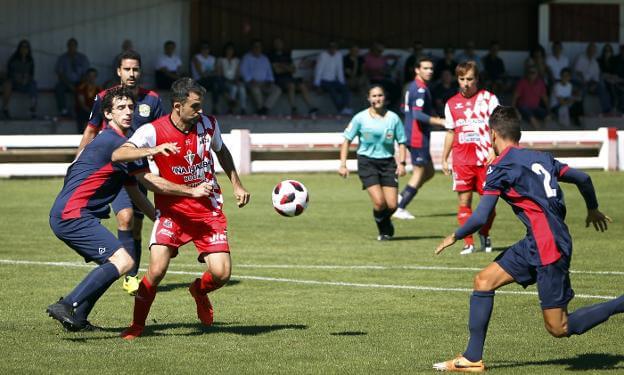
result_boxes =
[398,185,418,209]
[567,294,624,336]
[129,238,142,277]
[463,290,495,362]
[64,262,120,310]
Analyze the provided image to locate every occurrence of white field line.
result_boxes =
[0,259,619,300]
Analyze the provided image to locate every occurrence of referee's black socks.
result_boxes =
[373,208,395,236]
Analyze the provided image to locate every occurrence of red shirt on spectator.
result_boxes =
[514,77,546,109]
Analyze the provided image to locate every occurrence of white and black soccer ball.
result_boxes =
[271,180,309,217]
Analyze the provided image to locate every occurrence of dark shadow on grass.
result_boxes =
[64,322,307,341]
[390,235,445,241]
[489,353,624,371]
[157,279,241,293]
[330,331,367,336]
[417,212,456,218]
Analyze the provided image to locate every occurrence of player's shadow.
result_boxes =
[157,279,241,292]
[417,212,456,218]
[390,235,445,241]
[490,353,624,371]
[330,331,367,336]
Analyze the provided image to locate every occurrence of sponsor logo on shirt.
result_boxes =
[158,228,174,238]
[98,247,106,255]
[209,232,228,244]
[458,132,481,144]
[415,98,425,107]
[417,88,425,93]
[454,103,464,109]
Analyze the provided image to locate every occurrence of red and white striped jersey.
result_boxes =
[444,89,499,166]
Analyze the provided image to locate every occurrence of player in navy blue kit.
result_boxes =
[76,50,165,295]
[47,87,209,331]
[432,106,621,372]
[393,57,445,220]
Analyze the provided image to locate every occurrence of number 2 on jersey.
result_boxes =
[531,163,557,198]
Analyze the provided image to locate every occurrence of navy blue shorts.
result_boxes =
[49,216,123,264]
[495,236,575,309]
[408,146,432,166]
[111,184,147,219]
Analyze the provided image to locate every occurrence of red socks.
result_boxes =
[199,272,225,294]
[458,205,474,246]
[132,276,157,327]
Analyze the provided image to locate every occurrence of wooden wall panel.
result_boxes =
[550,4,619,43]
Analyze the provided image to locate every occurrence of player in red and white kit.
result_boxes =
[111,78,250,339]
[442,61,498,255]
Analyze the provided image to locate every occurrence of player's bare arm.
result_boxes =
[338,139,350,178]
[397,144,407,177]
[136,172,212,198]
[126,184,156,221]
[441,130,454,175]
[111,142,180,162]
[214,145,250,207]
[76,126,99,155]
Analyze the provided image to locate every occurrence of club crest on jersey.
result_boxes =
[184,150,196,165]
[98,247,106,255]
[138,104,151,117]
[162,218,173,228]
[415,98,425,107]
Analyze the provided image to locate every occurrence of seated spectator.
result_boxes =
[550,68,582,126]
[107,39,133,87]
[403,40,425,83]
[155,40,182,90]
[512,65,549,128]
[525,45,549,83]
[574,42,612,115]
[192,41,223,114]
[456,41,483,71]
[75,68,102,133]
[482,40,509,95]
[314,41,352,115]
[2,40,37,119]
[268,37,318,117]
[363,42,400,111]
[597,43,624,113]
[546,41,569,83]
[431,69,457,115]
[434,46,457,82]
[55,38,90,117]
[343,45,366,93]
[217,42,247,114]
[240,39,281,115]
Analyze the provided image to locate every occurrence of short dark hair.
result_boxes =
[489,106,521,142]
[170,78,206,105]
[118,50,142,67]
[101,86,135,116]
[367,83,385,96]
[416,56,434,68]
[164,40,176,48]
[560,67,572,76]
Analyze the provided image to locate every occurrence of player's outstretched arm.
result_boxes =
[214,145,250,208]
[126,184,156,221]
[111,142,180,162]
[136,172,213,198]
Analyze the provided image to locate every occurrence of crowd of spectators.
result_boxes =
[1,37,623,126]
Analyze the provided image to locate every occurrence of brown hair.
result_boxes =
[455,60,479,79]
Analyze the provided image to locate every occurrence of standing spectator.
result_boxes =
[240,39,282,116]
[107,39,134,87]
[75,68,102,133]
[2,39,37,119]
[268,37,318,117]
[403,41,425,83]
[456,41,483,71]
[192,41,223,114]
[431,69,458,115]
[343,45,366,93]
[598,44,623,113]
[55,38,90,117]
[574,42,612,115]
[482,40,507,95]
[363,42,400,111]
[546,41,569,82]
[155,40,182,90]
[217,42,247,114]
[434,46,457,82]
[314,41,352,115]
[525,45,549,82]
[512,66,549,128]
[550,68,582,126]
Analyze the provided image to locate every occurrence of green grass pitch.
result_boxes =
[0,171,623,374]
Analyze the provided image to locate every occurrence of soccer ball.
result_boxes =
[272,180,309,217]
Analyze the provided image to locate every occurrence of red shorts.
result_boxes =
[452,164,487,194]
[149,211,229,262]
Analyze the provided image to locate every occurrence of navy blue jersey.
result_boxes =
[483,146,572,266]
[403,77,434,148]
[50,128,148,220]
[87,87,164,135]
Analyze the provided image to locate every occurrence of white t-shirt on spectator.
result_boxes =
[156,54,182,73]
[218,57,240,81]
[546,54,569,81]
[574,54,600,82]
[191,53,216,80]
[314,51,345,86]
[550,81,573,108]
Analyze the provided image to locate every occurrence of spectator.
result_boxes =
[240,39,281,115]
[343,45,366,93]
[107,39,133,87]
[525,45,549,82]
[403,41,425,83]
[55,38,90,117]
[314,41,352,115]
[614,44,624,80]
[2,39,37,119]
[482,40,508,95]
[456,41,483,71]
[268,37,318,117]
[363,42,400,111]
[434,46,457,82]
[512,65,549,128]
[431,69,457,115]
[217,42,247,114]
[597,43,623,113]
[192,41,223,114]
[75,68,102,133]
[550,68,582,126]
[574,42,612,115]
[155,40,182,90]
[546,41,569,82]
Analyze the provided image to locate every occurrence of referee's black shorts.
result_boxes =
[357,155,398,189]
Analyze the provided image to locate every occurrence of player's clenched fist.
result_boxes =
[234,186,250,208]
[189,182,213,198]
